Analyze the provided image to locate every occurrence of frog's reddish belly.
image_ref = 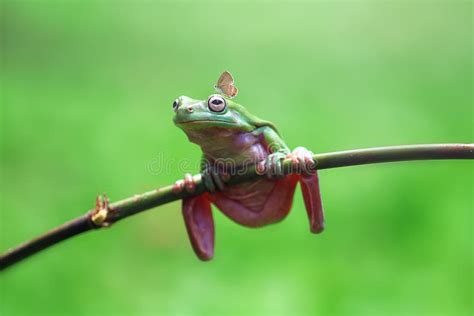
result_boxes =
[201,129,297,223]
[220,178,276,213]
[202,130,274,211]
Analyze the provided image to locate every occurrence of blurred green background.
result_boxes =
[1,1,472,315]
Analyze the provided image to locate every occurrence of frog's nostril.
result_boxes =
[186,106,194,113]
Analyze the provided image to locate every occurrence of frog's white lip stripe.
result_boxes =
[177,119,233,125]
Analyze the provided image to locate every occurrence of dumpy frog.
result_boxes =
[172,71,324,260]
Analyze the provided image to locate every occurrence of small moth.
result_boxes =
[215,71,239,98]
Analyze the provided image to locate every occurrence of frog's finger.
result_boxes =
[292,147,313,174]
[270,154,277,176]
[184,173,196,192]
[256,160,266,175]
[211,169,226,191]
[273,154,283,178]
[172,180,185,194]
[265,156,273,179]
[202,170,216,193]
[286,153,300,169]
[302,149,315,173]
[298,150,308,169]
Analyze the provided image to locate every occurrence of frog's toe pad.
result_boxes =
[173,173,196,194]
[288,147,315,174]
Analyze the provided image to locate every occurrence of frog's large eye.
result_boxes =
[208,95,226,112]
[172,99,179,112]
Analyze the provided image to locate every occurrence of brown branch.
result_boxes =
[1,143,473,271]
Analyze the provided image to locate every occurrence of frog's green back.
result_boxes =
[227,99,280,134]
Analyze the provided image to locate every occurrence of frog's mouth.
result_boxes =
[175,119,235,126]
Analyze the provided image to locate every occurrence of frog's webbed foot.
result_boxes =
[257,152,287,179]
[286,147,316,175]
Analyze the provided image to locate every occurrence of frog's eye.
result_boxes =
[172,99,179,112]
[207,95,226,112]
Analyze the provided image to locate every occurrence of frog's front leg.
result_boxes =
[174,173,215,261]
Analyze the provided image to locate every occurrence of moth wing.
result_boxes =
[215,71,238,98]
[225,86,238,98]
[217,71,234,87]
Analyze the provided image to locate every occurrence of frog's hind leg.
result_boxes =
[299,171,324,233]
[182,193,215,261]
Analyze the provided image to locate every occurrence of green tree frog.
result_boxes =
[172,72,324,261]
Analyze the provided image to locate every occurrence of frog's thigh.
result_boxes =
[211,175,299,227]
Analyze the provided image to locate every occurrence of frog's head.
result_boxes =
[172,94,256,133]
